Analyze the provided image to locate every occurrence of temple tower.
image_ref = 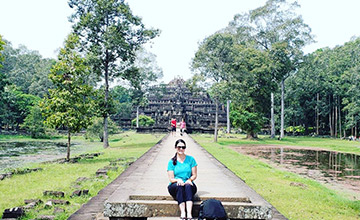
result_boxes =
[136,78,227,133]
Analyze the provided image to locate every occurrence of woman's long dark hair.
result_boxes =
[172,139,186,165]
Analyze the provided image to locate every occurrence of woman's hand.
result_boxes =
[176,179,184,186]
[185,179,193,186]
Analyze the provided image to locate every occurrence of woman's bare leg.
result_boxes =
[186,201,193,218]
[179,202,186,218]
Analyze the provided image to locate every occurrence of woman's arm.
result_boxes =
[168,170,184,185]
[185,166,197,185]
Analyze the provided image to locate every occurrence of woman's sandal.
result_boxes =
[179,217,186,220]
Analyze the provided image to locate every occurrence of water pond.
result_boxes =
[232,145,360,198]
[0,141,96,172]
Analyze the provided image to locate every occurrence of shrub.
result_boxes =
[85,117,119,142]
[285,125,305,135]
[131,115,155,127]
[21,105,49,138]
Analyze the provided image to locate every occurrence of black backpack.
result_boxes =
[198,199,227,220]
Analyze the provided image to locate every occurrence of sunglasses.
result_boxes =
[176,146,186,149]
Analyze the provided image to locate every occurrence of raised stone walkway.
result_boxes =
[69,132,287,220]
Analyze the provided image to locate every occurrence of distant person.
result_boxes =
[180,119,186,136]
[171,117,177,136]
[167,139,198,220]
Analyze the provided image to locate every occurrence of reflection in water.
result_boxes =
[235,146,360,195]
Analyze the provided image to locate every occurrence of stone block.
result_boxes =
[69,157,80,163]
[24,199,43,205]
[23,202,37,209]
[43,190,65,197]
[75,177,91,182]
[71,189,89,197]
[53,207,65,214]
[104,166,119,171]
[44,200,53,208]
[2,207,24,218]
[96,169,108,177]
[36,215,55,220]
[47,199,70,205]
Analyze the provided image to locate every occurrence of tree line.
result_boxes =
[1,0,359,150]
[286,37,360,138]
[0,0,162,160]
[191,0,360,140]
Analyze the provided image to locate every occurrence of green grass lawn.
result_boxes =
[192,134,360,220]
[0,131,164,220]
[213,133,360,155]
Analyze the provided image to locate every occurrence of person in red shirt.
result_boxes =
[171,118,177,136]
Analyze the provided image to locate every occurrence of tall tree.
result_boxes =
[192,32,235,142]
[0,41,55,97]
[68,0,159,148]
[28,58,56,97]
[228,0,314,139]
[0,35,8,130]
[228,44,275,138]
[1,86,40,130]
[6,45,42,94]
[131,48,163,128]
[40,34,95,161]
[0,35,6,94]
[0,35,4,67]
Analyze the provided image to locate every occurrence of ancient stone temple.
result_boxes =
[135,78,227,133]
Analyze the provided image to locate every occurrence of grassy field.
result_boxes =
[192,133,360,220]
[0,131,164,220]
[214,133,360,154]
[2,132,360,219]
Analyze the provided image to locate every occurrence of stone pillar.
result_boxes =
[227,100,231,134]
[136,106,139,128]
[271,93,275,138]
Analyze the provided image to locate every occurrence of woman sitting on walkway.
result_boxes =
[167,139,198,220]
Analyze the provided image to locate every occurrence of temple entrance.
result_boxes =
[136,78,226,133]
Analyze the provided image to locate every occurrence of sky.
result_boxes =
[1,0,360,84]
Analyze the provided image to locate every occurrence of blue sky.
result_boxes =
[1,0,359,83]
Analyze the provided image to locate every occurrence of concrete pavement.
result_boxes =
[103,132,287,219]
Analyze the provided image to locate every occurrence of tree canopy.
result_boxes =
[40,34,96,160]
[68,0,159,147]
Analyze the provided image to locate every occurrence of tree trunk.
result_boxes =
[136,105,140,128]
[67,130,71,161]
[329,95,333,136]
[103,58,109,148]
[338,96,342,138]
[246,131,257,139]
[271,92,275,138]
[335,104,338,138]
[332,104,335,137]
[316,93,319,135]
[356,123,358,138]
[226,100,231,134]
[280,79,285,139]
[329,112,332,137]
[214,100,218,142]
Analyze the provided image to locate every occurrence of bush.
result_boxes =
[131,115,155,127]
[285,125,305,136]
[21,105,49,138]
[230,110,264,138]
[85,117,119,142]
